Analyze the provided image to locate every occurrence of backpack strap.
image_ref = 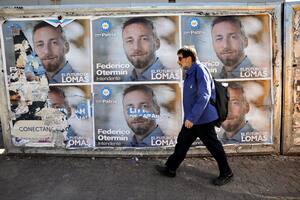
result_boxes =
[201,64,216,106]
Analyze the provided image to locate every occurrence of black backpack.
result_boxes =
[209,79,229,128]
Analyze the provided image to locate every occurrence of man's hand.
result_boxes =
[185,120,193,129]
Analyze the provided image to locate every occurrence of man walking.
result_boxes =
[156,47,233,186]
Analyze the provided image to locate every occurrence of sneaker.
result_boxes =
[213,172,233,186]
[155,165,176,178]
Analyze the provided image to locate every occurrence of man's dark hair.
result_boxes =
[123,85,159,111]
[228,82,244,93]
[177,47,197,62]
[211,16,246,38]
[122,17,157,38]
[48,86,65,98]
[123,85,155,99]
[228,82,247,102]
[48,86,71,118]
[33,21,67,41]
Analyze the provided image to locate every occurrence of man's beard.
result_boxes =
[222,118,244,133]
[129,59,150,70]
[218,51,244,69]
[219,57,239,67]
[42,57,65,73]
[126,53,155,70]
[130,126,150,136]
[127,119,156,137]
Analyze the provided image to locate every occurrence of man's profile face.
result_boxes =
[34,26,68,73]
[122,23,158,70]
[221,87,249,133]
[177,54,192,70]
[212,21,247,70]
[123,90,157,137]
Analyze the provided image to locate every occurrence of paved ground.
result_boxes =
[0,154,299,200]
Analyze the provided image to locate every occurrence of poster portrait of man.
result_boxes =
[2,18,91,85]
[46,85,93,148]
[10,85,93,148]
[92,15,181,82]
[93,83,182,147]
[181,15,272,79]
[216,80,272,144]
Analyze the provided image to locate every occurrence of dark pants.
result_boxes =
[166,121,231,176]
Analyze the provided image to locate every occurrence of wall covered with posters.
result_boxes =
[283,2,300,155]
[0,3,282,155]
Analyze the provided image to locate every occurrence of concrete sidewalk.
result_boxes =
[0,155,299,200]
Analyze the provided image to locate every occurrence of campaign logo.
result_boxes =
[75,101,91,120]
[9,23,22,36]
[100,87,112,99]
[100,20,111,32]
[9,23,22,30]
[189,18,201,30]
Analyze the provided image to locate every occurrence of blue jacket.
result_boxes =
[183,62,218,125]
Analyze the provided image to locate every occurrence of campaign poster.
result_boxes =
[215,80,272,145]
[10,85,93,148]
[92,15,181,82]
[2,18,91,85]
[181,15,272,79]
[94,83,182,147]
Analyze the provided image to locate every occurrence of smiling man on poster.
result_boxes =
[211,16,266,79]
[220,82,256,144]
[32,21,89,84]
[122,17,167,81]
[122,85,164,146]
